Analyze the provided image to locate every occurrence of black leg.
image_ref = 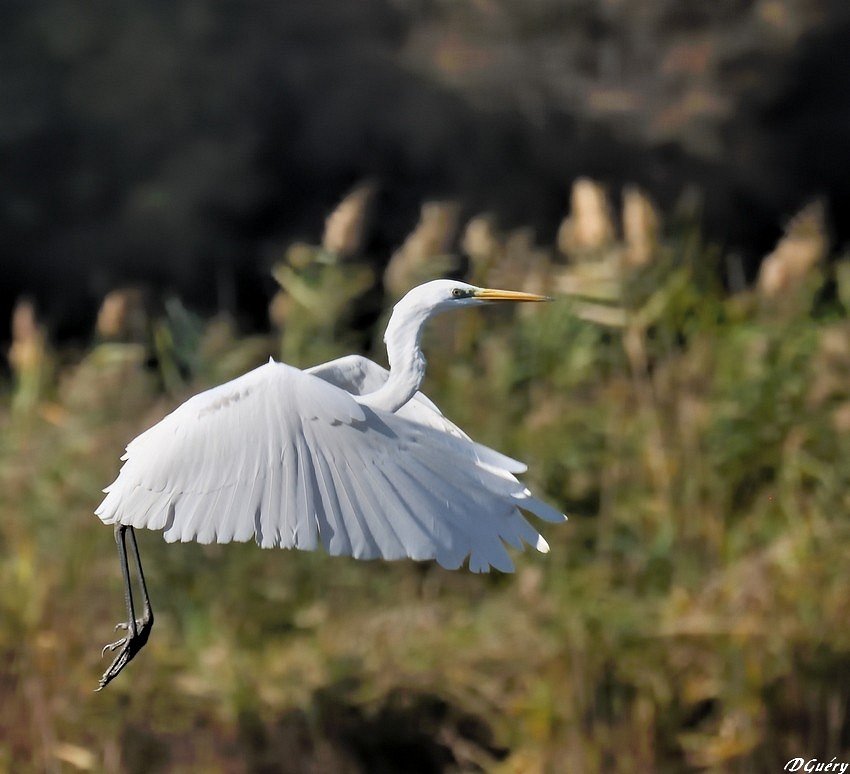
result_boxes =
[96,524,154,691]
[128,526,153,623]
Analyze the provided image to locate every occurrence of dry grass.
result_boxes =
[2,185,849,771]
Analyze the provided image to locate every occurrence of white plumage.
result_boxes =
[96,280,565,574]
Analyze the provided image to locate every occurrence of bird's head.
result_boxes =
[402,279,551,316]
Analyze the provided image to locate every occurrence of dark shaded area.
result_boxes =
[242,686,507,774]
[754,648,850,770]
[3,0,850,339]
[116,684,507,773]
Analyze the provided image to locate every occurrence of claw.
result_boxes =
[96,647,133,692]
[95,613,154,692]
[101,637,127,657]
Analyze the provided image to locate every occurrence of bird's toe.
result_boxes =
[95,616,154,691]
[101,636,128,657]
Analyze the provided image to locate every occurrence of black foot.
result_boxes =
[95,613,153,691]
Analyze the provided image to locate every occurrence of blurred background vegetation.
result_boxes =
[5,0,850,337]
[4,0,850,771]
[3,179,850,771]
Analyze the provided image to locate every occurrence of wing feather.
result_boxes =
[344,455,407,560]
[233,473,262,544]
[389,464,467,569]
[196,489,223,544]
[262,448,284,548]
[294,436,320,551]
[97,358,565,572]
[311,447,352,556]
[324,453,382,560]
[371,466,438,561]
[215,482,242,544]
[403,454,516,571]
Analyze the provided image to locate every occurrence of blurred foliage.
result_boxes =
[269,245,374,368]
[3,184,850,772]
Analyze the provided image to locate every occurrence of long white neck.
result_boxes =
[356,300,430,413]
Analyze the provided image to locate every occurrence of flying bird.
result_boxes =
[94,280,566,690]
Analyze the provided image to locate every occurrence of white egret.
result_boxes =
[94,280,565,689]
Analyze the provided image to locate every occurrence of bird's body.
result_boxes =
[94,280,565,689]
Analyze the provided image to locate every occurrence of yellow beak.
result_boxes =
[473,288,552,302]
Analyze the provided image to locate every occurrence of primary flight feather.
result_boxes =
[94,279,566,690]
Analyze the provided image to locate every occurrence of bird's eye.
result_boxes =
[451,288,466,298]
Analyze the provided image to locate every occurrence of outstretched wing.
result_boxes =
[97,359,564,572]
